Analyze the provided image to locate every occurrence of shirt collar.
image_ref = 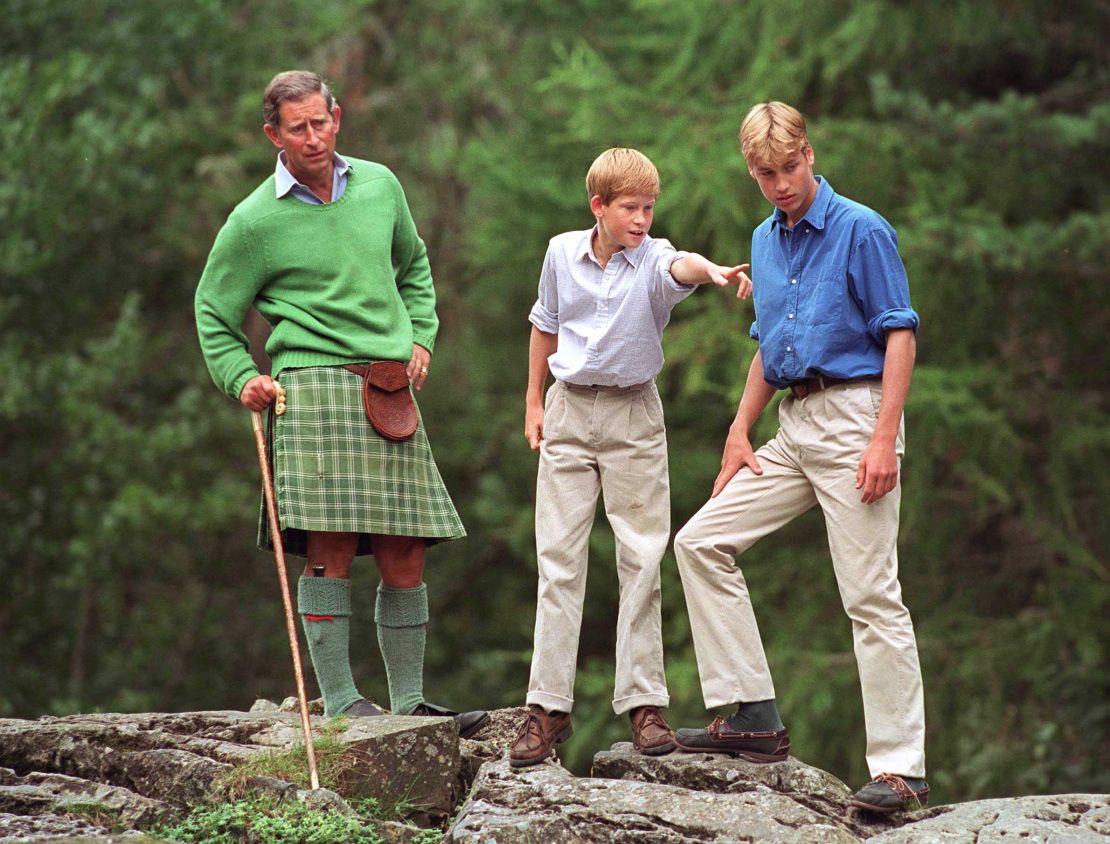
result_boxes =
[770,175,834,232]
[274,152,351,199]
[576,225,646,268]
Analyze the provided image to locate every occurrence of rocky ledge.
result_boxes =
[0,706,1105,842]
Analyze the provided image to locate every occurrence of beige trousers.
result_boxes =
[674,379,925,777]
[527,379,671,715]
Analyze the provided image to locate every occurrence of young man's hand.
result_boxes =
[856,436,899,504]
[671,254,752,298]
[525,401,545,450]
[712,427,763,497]
[240,374,278,411]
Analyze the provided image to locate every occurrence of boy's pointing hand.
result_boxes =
[722,263,753,299]
[671,254,752,298]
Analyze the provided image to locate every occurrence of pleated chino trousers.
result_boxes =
[527,379,671,716]
[674,379,926,778]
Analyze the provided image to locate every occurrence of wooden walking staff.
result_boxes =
[251,393,320,791]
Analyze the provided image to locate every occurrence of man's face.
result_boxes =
[263,93,341,185]
[590,193,656,253]
[749,145,818,226]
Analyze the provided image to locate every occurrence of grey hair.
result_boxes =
[263,70,336,128]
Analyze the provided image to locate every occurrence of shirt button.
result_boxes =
[790,278,797,284]
[786,346,792,352]
[788,313,794,319]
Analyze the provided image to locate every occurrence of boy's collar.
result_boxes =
[770,176,834,231]
[578,225,647,267]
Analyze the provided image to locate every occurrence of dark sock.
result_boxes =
[726,698,785,732]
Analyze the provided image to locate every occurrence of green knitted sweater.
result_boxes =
[195,158,438,401]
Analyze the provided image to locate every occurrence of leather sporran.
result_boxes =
[344,361,418,441]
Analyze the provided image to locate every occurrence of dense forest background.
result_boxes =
[2,0,1107,803]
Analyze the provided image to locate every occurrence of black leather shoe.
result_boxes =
[674,716,790,761]
[341,698,385,717]
[411,701,490,739]
[851,774,929,812]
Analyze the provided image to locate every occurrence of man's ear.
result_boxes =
[332,105,342,134]
[589,194,605,217]
[263,123,283,150]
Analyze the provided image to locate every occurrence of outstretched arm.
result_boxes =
[712,350,776,497]
[671,254,752,299]
[525,326,558,450]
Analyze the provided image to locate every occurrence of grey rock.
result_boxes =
[447,757,860,843]
[277,695,326,715]
[865,793,1110,843]
[459,706,530,781]
[0,771,173,829]
[593,742,909,838]
[0,708,464,833]
[324,714,462,822]
[248,698,279,713]
[295,785,353,814]
[0,810,110,840]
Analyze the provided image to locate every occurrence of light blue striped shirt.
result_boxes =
[274,152,351,204]
[529,228,692,387]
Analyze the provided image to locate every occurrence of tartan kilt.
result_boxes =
[258,365,466,557]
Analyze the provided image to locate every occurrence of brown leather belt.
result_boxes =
[788,375,852,400]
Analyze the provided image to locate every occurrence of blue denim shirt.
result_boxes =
[749,177,919,389]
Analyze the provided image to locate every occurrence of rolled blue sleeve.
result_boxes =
[528,245,560,333]
[849,226,920,345]
[749,319,760,341]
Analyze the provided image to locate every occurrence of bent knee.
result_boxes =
[674,520,717,564]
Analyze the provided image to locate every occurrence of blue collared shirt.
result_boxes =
[749,177,919,389]
[274,152,351,204]
[529,228,692,387]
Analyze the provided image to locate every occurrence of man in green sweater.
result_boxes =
[195,69,487,737]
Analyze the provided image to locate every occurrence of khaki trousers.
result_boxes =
[674,379,925,777]
[527,379,671,715]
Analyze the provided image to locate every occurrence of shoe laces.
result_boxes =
[515,710,545,746]
[873,773,914,798]
[632,707,668,732]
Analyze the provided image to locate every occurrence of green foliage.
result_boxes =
[2,0,1106,806]
[152,796,384,844]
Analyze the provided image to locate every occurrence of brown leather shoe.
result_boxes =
[509,705,572,768]
[629,706,676,756]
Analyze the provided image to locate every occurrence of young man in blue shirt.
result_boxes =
[672,102,928,813]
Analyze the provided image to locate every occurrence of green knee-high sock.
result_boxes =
[375,583,428,716]
[298,576,363,718]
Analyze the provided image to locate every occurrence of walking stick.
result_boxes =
[251,407,321,791]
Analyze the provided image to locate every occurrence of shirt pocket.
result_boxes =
[809,266,847,326]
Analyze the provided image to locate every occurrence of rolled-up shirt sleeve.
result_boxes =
[528,244,560,333]
[649,241,695,312]
[749,319,760,341]
[849,226,920,345]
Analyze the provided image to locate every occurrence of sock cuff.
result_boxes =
[297,576,352,616]
[375,583,429,627]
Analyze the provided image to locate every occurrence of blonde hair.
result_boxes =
[738,102,809,168]
[585,148,660,204]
